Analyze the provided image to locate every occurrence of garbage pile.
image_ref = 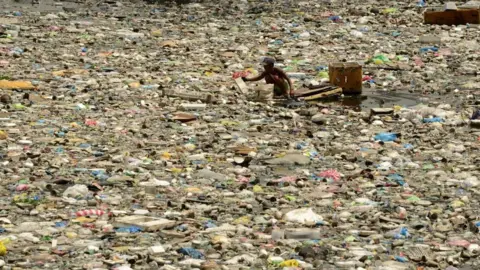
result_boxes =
[0,0,480,269]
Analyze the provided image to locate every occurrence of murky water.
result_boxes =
[341,89,424,111]
[312,89,427,112]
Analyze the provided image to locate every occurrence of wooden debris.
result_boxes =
[303,88,342,101]
[295,85,337,97]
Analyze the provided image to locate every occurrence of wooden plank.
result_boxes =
[234,77,249,95]
[306,83,332,90]
[296,86,337,97]
[424,9,480,25]
[303,88,342,101]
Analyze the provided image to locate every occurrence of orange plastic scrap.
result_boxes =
[0,80,35,90]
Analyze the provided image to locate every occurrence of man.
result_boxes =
[242,57,294,99]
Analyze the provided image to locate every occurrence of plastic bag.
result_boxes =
[63,184,89,198]
[386,227,409,239]
[387,173,405,186]
[285,208,323,225]
[423,117,443,123]
[374,133,398,142]
[177,247,204,259]
[370,54,391,64]
[0,241,6,255]
[115,226,142,233]
[419,46,438,53]
[279,260,299,267]
[317,169,341,181]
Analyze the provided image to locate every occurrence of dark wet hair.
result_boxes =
[262,57,275,66]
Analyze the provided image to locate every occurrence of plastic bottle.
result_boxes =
[394,255,408,262]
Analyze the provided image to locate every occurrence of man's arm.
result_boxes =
[243,71,266,82]
[275,68,294,96]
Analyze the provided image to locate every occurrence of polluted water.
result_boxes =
[0,0,480,269]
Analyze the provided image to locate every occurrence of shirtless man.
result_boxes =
[242,57,294,99]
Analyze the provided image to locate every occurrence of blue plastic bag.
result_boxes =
[328,15,341,22]
[374,133,398,142]
[387,173,405,186]
[115,226,142,233]
[55,221,68,228]
[394,227,410,239]
[176,224,188,232]
[204,221,217,229]
[419,46,438,53]
[177,247,204,259]
[403,143,414,149]
[423,117,443,123]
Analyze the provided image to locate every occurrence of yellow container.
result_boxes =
[328,62,363,95]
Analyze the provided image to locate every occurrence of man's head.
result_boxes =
[262,57,275,72]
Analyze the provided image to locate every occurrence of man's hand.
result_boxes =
[289,90,295,99]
